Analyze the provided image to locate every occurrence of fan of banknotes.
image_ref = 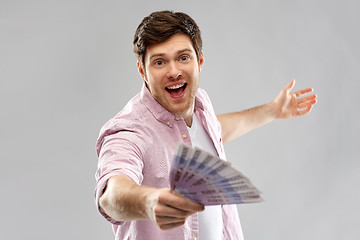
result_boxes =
[169,143,263,206]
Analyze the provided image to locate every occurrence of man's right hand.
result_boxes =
[99,175,204,230]
[145,188,204,230]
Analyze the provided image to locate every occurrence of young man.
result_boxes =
[95,11,317,240]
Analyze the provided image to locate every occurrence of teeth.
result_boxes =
[167,83,184,90]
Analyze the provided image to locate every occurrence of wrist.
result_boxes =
[267,101,281,120]
[143,188,160,222]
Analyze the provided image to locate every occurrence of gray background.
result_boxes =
[1,0,359,239]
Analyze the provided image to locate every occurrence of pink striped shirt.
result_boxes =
[95,84,243,240]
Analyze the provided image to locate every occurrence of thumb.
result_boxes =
[285,78,295,92]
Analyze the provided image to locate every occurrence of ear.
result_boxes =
[137,61,147,82]
[198,51,204,72]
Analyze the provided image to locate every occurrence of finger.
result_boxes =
[156,215,187,225]
[294,88,314,97]
[159,191,204,212]
[159,220,186,230]
[298,98,317,109]
[298,105,313,116]
[297,94,317,104]
[154,203,192,218]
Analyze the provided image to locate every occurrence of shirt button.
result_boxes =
[182,133,187,139]
[192,237,197,240]
[175,116,180,121]
[166,121,171,126]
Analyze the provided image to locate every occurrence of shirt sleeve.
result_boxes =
[95,124,145,225]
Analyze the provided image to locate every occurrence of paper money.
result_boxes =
[169,143,263,206]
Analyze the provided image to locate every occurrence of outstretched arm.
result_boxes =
[217,79,317,143]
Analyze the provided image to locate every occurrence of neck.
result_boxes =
[181,104,195,127]
[184,114,193,127]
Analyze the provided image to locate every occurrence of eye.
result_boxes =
[180,55,190,62]
[154,60,164,66]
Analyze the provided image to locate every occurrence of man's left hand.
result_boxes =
[273,79,317,119]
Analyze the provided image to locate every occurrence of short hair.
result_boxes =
[133,10,203,69]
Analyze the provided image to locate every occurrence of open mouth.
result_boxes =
[165,83,187,97]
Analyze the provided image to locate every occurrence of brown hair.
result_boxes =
[133,10,203,69]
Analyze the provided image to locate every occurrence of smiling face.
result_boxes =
[138,34,204,126]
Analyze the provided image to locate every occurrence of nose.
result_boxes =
[166,61,182,80]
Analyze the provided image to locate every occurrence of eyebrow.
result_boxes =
[149,48,194,60]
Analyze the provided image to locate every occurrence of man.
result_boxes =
[95,11,317,240]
